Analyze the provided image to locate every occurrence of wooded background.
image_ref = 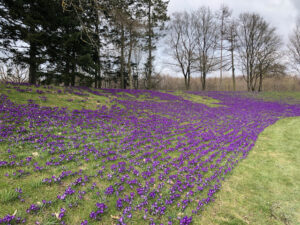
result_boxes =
[1,0,300,92]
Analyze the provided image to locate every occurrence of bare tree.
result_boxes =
[237,13,282,91]
[288,21,300,73]
[217,5,232,89]
[192,7,219,91]
[132,45,144,89]
[167,11,197,90]
[225,19,239,91]
[0,64,28,83]
[256,30,282,91]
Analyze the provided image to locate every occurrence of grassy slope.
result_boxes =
[0,83,113,110]
[0,85,225,224]
[247,91,300,105]
[197,117,300,225]
[165,91,222,107]
[1,84,300,224]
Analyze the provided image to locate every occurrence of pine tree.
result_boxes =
[0,0,58,84]
[142,0,169,89]
[48,2,95,86]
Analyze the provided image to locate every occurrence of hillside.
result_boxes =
[0,83,300,225]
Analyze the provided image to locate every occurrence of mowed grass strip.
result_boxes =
[0,83,113,110]
[246,91,300,104]
[168,91,222,107]
[196,117,300,225]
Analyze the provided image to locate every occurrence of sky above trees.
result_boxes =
[156,0,300,77]
[168,0,299,43]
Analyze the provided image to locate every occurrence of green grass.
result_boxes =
[0,83,113,110]
[170,91,222,107]
[0,189,20,203]
[247,91,300,104]
[1,83,299,224]
[196,117,300,225]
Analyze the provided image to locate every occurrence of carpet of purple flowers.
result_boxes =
[0,83,300,225]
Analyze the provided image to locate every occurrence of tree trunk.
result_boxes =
[127,29,134,89]
[184,75,188,90]
[202,72,206,91]
[28,42,37,84]
[120,24,125,89]
[220,36,223,90]
[187,75,190,90]
[94,6,102,89]
[70,50,76,86]
[252,71,259,92]
[64,60,70,87]
[70,71,75,86]
[231,46,236,91]
[147,0,152,89]
[258,70,263,92]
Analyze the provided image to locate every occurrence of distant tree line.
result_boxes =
[0,0,169,89]
[1,1,300,92]
[167,5,300,91]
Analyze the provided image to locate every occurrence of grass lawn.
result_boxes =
[197,117,300,225]
[247,91,300,104]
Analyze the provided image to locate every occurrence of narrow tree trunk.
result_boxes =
[70,70,75,86]
[186,67,191,90]
[29,42,37,84]
[120,24,125,89]
[202,72,206,91]
[94,6,102,89]
[202,52,207,91]
[184,75,188,90]
[70,50,76,86]
[127,29,134,89]
[252,71,259,92]
[258,69,263,92]
[64,60,70,87]
[147,0,152,89]
[250,77,255,92]
[220,38,223,90]
[71,49,76,87]
[246,56,250,91]
[231,46,236,91]
[247,79,250,91]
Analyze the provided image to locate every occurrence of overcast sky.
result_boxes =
[158,0,300,75]
[168,0,299,43]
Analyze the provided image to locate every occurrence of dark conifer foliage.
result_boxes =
[0,0,57,84]
[0,0,169,88]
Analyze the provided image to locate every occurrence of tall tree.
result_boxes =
[256,30,282,92]
[62,0,108,88]
[167,11,197,90]
[217,5,232,89]
[192,7,219,91]
[288,21,300,73]
[106,0,135,89]
[143,0,169,89]
[47,1,96,86]
[225,19,239,91]
[0,0,57,84]
[237,13,282,91]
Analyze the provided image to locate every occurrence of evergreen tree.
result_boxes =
[46,1,96,86]
[0,0,58,84]
[142,0,169,89]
